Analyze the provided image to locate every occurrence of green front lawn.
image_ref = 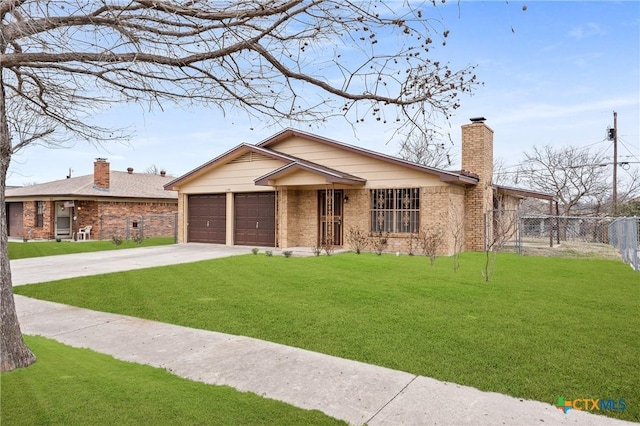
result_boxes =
[1,336,343,425]
[15,253,640,421]
[8,237,175,259]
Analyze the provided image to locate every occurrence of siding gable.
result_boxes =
[266,136,443,187]
[179,153,287,193]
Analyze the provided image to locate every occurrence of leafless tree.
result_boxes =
[492,157,513,187]
[449,200,465,272]
[145,164,168,175]
[0,0,480,371]
[482,209,518,282]
[398,131,454,169]
[517,145,610,216]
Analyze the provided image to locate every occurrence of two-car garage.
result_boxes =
[187,192,275,246]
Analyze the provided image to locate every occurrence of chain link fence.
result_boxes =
[99,213,177,241]
[519,215,614,244]
[608,217,639,271]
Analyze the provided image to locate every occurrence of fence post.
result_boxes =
[140,215,144,239]
[126,216,130,240]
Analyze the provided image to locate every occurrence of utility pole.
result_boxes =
[613,111,618,214]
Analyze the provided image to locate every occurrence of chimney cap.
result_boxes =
[470,117,486,123]
[127,167,134,174]
[95,157,108,162]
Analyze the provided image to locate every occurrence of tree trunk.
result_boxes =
[0,73,36,372]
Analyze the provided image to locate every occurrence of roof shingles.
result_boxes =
[5,172,177,200]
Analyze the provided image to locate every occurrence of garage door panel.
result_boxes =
[234,192,275,246]
[188,194,226,243]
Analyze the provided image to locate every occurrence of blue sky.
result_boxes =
[7,1,639,187]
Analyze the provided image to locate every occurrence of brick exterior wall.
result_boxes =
[461,122,494,251]
[22,201,55,240]
[20,199,176,240]
[283,189,318,247]
[93,201,177,240]
[315,185,466,255]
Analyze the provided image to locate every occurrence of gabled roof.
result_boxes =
[166,128,479,189]
[164,143,301,189]
[6,172,177,200]
[254,160,366,186]
[256,128,479,185]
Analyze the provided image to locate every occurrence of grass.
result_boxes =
[14,252,640,422]
[0,336,343,425]
[8,237,175,260]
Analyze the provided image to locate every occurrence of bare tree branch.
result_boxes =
[0,0,481,372]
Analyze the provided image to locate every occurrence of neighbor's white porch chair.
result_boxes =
[78,225,92,241]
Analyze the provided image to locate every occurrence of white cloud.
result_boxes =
[569,22,606,40]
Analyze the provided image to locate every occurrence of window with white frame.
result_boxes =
[370,188,420,233]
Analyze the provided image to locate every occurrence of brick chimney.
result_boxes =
[94,158,110,190]
[461,117,494,251]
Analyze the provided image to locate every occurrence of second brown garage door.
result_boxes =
[188,194,226,243]
[234,192,275,246]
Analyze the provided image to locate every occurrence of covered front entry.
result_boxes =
[188,194,226,243]
[318,189,343,246]
[234,192,276,246]
[7,202,23,237]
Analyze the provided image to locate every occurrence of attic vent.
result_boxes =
[230,152,268,164]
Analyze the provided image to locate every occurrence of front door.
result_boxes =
[318,190,343,246]
[55,201,72,238]
[7,203,23,237]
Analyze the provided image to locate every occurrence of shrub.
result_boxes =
[322,239,335,256]
[312,245,322,257]
[345,226,369,254]
[418,226,443,265]
[282,250,293,258]
[370,232,389,256]
[251,247,259,255]
[132,233,144,245]
[111,235,123,246]
[265,250,273,257]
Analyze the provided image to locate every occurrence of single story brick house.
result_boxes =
[165,118,553,254]
[5,159,177,240]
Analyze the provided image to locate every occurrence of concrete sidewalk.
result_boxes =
[11,245,636,425]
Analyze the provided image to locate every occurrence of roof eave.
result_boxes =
[494,185,555,201]
[258,128,480,185]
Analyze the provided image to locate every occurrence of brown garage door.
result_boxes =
[188,194,226,243]
[234,192,275,246]
[7,202,23,238]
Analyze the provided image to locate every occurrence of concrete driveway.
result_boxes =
[10,243,253,286]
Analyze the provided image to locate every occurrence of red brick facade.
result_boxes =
[94,159,110,189]
[18,199,176,241]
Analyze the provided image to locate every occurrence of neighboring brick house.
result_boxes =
[165,118,553,254]
[5,159,177,240]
